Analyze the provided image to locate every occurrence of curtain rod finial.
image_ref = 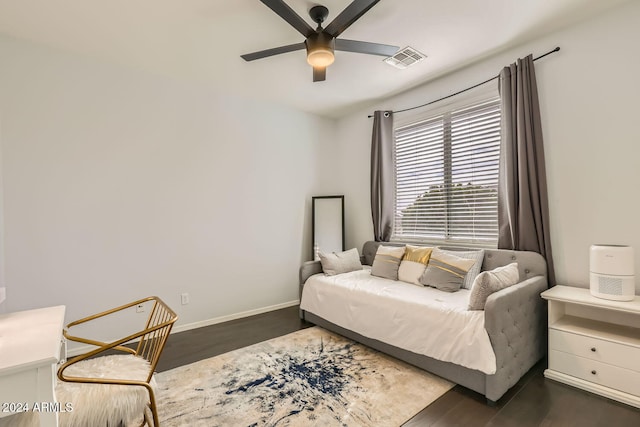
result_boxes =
[367,111,391,118]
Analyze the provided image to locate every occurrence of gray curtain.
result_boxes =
[498,55,556,286]
[370,110,394,242]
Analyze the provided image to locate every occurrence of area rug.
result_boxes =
[155,326,453,426]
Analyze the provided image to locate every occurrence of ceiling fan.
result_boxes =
[241,0,399,82]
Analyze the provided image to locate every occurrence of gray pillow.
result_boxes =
[468,262,520,310]
[371,245,406,280]
[437,248,485,289]
[420,248,477,292]
[319,248,363,276]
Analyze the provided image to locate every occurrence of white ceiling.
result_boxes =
[0,0,630,118]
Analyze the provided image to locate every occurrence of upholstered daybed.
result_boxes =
[299,240,548,404]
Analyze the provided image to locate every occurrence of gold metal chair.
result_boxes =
[57,296,178,427]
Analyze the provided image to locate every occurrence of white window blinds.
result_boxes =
[392,96,501,246]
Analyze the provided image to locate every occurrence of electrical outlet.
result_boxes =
[136,304,145,313]
[181,293,190,305]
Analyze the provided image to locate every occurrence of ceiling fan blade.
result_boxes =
[313,66,326,82]
[260,0,315,38]
[335,39,399,57]
[241,42,306,61]
[324,0,380,38]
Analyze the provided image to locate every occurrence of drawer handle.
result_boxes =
[590,347,596,352]
[591,370,597,375]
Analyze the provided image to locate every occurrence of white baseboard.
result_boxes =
[171,300,300,334]
[66,300,300,358]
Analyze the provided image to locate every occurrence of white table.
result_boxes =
[541,286,640,408]
[0,306,66,426]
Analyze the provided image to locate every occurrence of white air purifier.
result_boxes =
[589,245,635,301]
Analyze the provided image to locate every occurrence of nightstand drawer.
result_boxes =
[549,350,640,396]
[549,329,640,372]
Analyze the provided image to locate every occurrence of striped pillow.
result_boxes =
[398,245,433,285]
[419,248,477,292]
[371,245,406,280]
[437,248,485,289]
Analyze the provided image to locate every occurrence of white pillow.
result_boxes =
[318,248,363,276]
[468,262,520,310]
[398,245,433,286]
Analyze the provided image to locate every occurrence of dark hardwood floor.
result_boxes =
[157,306,640,426]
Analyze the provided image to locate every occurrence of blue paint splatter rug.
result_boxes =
[155,327,453,426]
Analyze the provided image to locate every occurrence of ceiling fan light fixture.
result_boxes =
[306,32,336,68]
[307,46,335,67]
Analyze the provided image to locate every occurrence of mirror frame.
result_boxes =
[311,195,345,260]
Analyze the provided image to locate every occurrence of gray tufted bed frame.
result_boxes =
[299,240,548,404]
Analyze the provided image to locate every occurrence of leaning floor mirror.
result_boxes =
[312,195,345,260]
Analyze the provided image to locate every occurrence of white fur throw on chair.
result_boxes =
[58,354,156,427]
[1,354,156,427]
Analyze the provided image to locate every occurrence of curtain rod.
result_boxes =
[367,46,560,118]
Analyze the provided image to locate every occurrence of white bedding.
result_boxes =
[300,267,497,374]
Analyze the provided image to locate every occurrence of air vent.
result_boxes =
[384,46,426,69]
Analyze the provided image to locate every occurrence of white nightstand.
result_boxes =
[541,285,640,408]
[0,305,66,426]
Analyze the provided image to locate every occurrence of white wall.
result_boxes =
[0,107,4,308]
[334,0,640,293]
[0,35,335,337]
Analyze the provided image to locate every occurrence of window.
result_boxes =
[392,96,501,247]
